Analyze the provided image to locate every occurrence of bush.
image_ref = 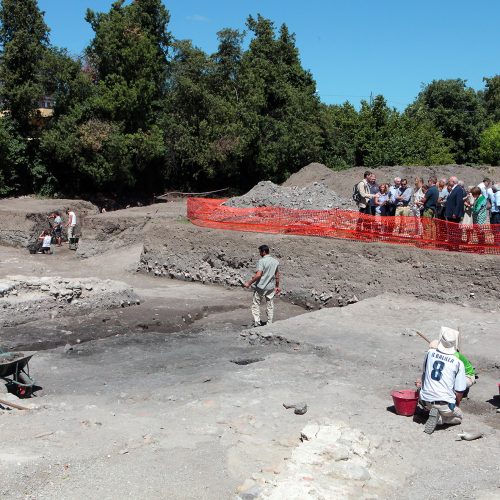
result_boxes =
[479,122,500,165]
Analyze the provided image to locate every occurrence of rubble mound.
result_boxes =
[223,180,355,211]
[238,420,389,499]
[0,276,139,328]
[282,162,337,188]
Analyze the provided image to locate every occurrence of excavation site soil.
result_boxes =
[0,164,499,499]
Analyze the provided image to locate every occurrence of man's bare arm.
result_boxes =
[244,271,262,288]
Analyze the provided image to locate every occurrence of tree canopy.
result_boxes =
[0,1,498,199]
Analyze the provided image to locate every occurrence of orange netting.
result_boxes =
[187,198,500,255]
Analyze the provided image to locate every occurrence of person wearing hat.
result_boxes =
[428,338,476,394]
[416,327,467,434]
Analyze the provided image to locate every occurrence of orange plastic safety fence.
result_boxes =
[187,198,500,255]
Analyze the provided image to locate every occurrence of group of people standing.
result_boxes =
[36,209,77,254]
[356,172,499,244]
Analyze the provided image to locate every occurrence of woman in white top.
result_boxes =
[375,184,390,216]
[38,230,52,254]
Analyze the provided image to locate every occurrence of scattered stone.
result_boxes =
[294,403,308,415]
[348,295,359,304]
[239,485,262,500]
[34,431,54,439]
[283,402,308,415]
[457,431,483,441]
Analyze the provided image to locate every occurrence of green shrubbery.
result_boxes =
[0,1,498,198]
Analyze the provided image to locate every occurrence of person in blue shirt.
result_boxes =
[489,184,500,225]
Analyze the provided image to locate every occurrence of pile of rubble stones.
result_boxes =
[223,181,355,211]
[0,276,139,328]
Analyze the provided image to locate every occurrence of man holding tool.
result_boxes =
[415,327,467,434]
[416,328,477,394]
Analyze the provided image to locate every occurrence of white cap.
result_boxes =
[437,326,459,355]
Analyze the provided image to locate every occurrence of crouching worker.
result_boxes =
[38,230,53,254]
[415,327,466,434]
[429,338,476,397]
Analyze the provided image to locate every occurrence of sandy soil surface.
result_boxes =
[0,190,499,499]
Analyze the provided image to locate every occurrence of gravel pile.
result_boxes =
[223,181,355,210]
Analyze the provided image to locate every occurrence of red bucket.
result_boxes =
[391,389,419,416]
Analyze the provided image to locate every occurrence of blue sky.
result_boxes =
[38,0,499,110]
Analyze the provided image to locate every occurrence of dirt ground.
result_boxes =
[0,193,499,499]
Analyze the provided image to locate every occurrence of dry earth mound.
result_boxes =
[0,197,98,248]
[140,223,500,311]
[223,180,355,210]
[282,162,337,187]
[284,163,497,200]
[76,202,186,258]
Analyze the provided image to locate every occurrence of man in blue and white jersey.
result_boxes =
[417,327,467,434]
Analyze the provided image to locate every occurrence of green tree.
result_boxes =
[238,15,323,186]
[479,122,500,165]
[41,0,170,195]
[0,118,28,194]
[85,0,170,131]
[407,79,487,163]
[0,0,50,192]
[0,0,49,132]
[319,102,359,169]
[325,95,454,167]
[162,39,216,187]
[483,75,500,122]
[39,48,93,117]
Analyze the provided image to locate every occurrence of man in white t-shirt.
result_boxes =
[477,177,491,200]
[65,209,77,241]
[416,327,466,434]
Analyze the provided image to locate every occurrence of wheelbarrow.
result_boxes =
[0,350,36,398]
